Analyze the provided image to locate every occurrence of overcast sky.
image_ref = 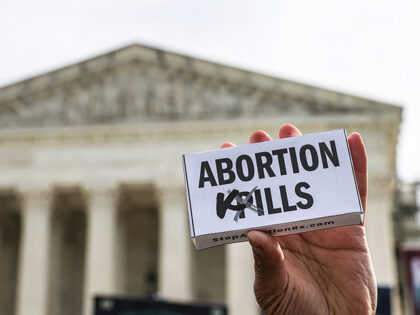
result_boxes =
[0,0,418,181]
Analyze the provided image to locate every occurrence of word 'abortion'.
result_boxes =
[199,140,340,188]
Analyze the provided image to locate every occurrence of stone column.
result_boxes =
[157,186,192,301]
[16,187,53,315]
[226,242,259,315]
[366,176,400,315]
[83,183,119,315]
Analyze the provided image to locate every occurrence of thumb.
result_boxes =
[248,231,288,301]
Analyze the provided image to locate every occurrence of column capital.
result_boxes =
[155,182,186,205]
[83,181,119,194]
[17,185,54,213]
[18,184,54,198]
[83,182,120,207]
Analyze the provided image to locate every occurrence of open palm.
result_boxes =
[221,124,377,315]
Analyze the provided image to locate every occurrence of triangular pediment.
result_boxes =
[0,43,400,128]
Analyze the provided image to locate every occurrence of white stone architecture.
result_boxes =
[0,44,401,315]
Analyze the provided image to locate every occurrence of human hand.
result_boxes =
[220,124,377,315]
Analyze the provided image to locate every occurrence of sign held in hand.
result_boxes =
[182,129,363,250]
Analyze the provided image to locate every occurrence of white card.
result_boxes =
[182,129,363,250]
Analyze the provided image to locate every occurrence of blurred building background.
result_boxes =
[0,44,403,315]
[394,182,420,314]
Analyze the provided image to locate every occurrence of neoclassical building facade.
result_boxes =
[0,44,401,315]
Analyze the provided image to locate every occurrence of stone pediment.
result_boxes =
[0,44,401,128]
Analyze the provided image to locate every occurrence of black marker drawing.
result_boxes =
[216,186,264,222]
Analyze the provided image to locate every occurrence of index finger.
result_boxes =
[278,123,302,139]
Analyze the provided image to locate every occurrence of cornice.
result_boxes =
[0,115,401,146]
